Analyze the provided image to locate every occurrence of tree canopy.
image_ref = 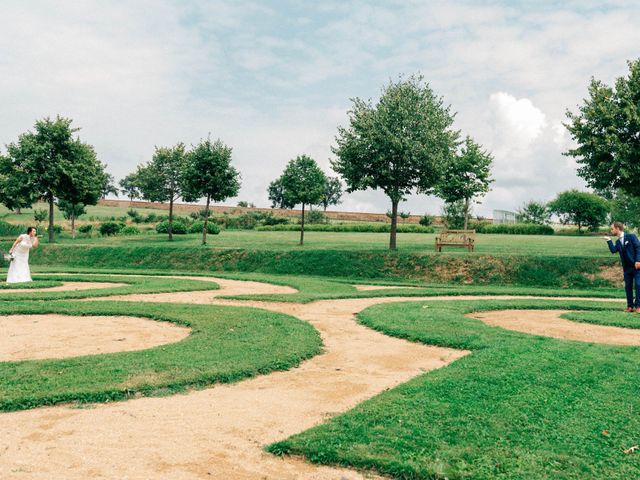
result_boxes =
[182,137,241,245]
[332,74,457,249]
[516,201,551,225]
[435,136,493,230]
[548,190,609,233]
[565,59,640,197]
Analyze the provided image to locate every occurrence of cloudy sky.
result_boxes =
[1,1,639,216]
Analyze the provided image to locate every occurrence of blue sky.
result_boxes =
[1,1,639,215]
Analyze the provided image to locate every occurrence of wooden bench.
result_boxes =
[435,229,476,252]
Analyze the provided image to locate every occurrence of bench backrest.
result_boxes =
[437,229,476,243]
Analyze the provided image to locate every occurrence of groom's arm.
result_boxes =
[604,237,617,254]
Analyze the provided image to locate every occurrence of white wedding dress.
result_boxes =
[6,234,33,283]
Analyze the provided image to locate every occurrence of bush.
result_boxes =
[476,223,554,235]
[155,220,187,234]
[256,223,435,233]
[0,221,24,237]
[127,209,143,223]
[306,210,328,224]
[419,214,434,227]
[99,222,123,236]
[188,221,221,235]
[120,225,141,235]
[78,224,93,235]
[441,200,466,229]
[47,224,63,234]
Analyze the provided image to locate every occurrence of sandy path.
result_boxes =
[0,281,127,293]
[469,309,640,345]
[0,276,629,479]
[1,314,190,361]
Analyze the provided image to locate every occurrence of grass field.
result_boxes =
[269,298,639,479]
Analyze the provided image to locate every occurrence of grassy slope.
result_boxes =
[269,299,639,480]
[0,300,321,412]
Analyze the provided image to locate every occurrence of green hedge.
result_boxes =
[256,223,436,233]
[155,220,188,234]
[476,223,554,235]
[188,221,221,235]
[28,245,617,288]
[0,221,25,237]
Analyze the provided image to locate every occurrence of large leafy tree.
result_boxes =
[5,116,103,242]
[181,137,241,245]
[136,143,187,241]
[268,155,326,245]
[516,200,551,225]
[548,190,609,233]
[435,136,493,230]
[119,172,141,201]
[319,176,343,212]
[267,177,296,209]
[0,153,37,214]
[565,59,640,196]
[332,74,457,249]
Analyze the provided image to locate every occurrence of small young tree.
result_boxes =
[136,143,187,241]
[441,200,466,229]
[181,137,241,245]
[119,173,141,202]
[5,116,101,242]
[516,201,551,225]
[268,155,326,245]
[58,199,86,238]
[435,136,493,230]
[548,190,609,233]
[319,177,343,211]
[332,74,457,249]
[100,172,118,199]
[0,153,37,214]
[399,211,411,223]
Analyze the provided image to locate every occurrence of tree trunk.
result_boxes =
[168,197,174,241]
[48,194,54,243]
[389,199,399,250]
[71,212,76,239]
[15,207,21,215]
[202,195,210,246]
[464,197,470,230]
[300,203,305,245]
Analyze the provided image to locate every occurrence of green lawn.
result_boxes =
[0,300,321,412]
[1,229,614,256]
[269,298,637,479]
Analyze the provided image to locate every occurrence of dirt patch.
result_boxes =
[468,309,640,346]
[0,314,190,361]
[590,265,623,287]
[0,281,127,294]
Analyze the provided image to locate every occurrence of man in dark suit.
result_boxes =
[604,221,640,312]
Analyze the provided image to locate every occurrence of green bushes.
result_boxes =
[419,214,434,227]
[222,212,289,229]
[78,224,93,235]
[476,223,554,235]
[0,221,24,237]
[256,223,436,233]
[47,224,63,234]
[306,210,328,224]
[120,225,141,235]
[155,220,187,234]
[99,222,123,236]
[188,221,221,235]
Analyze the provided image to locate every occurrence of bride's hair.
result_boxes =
[26,226,35,234]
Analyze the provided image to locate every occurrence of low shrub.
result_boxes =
[127,209,143,223]
[476,223,554,235]
[256,223,435,233]
[419,214,434,227]
[47,224,63,234]
[120,225,141,235]
[306,210,328,224]
[78,224,93,235]
[188,221,221,235]
[0,221,24,237]
[99,222,123,236]
[155,220,187,234]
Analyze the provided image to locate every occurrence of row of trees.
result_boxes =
[117,138,240,243]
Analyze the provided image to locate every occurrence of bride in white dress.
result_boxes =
[6,227,39,283]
